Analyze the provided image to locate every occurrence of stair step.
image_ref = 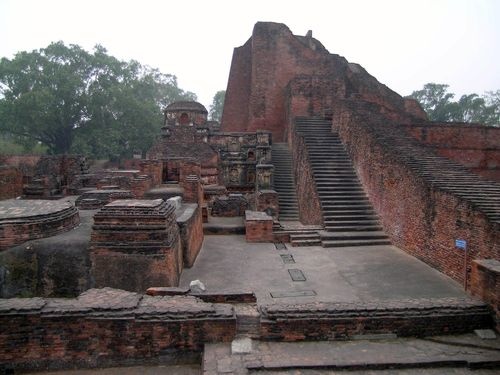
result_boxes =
[322,238,392,248]
[320,231,388,240]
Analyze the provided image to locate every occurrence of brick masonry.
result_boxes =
[0,288,235,372]
[405,123,500,182]
[0,166,23,200]
[245,210,274,242]
[90,199,183,291]
[176,203,204,268]
[259,298,492,341]
[0,200,80,250]
[470,259,500,331]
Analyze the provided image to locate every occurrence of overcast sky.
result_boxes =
[1,0,499,109]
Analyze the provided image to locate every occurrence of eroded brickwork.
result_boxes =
[90,199,183,291]
[0,288,235,372]
[405,123,500,182]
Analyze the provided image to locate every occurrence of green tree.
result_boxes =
[408,83,499,126]
[0,42,197,157]
[209,90,225,122]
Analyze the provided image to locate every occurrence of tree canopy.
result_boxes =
[0,42,196,157]
[209,90,225,122]
[407,83,499,126]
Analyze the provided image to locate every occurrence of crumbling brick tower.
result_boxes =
[222,22,499,308]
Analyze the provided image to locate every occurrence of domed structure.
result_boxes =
[164,100,208,126]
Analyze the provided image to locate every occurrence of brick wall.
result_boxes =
[222,22,426,143]
[470,259,500,331]
[90,200,183,291]
[290,126,322,225]
[260,298,491,341]
[0,166,23,200]
[405,123,500,182]
[331,99,499,286]
[0,288,235,372]
[177,203,204,268]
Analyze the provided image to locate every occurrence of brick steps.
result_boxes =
[296,117,390,248]
[272,143,300,221]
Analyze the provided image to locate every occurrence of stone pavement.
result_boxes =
[203,334,500,374]
[180,235,466,305]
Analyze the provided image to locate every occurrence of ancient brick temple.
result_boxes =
[222,21,499,287]
[0,21,499,373]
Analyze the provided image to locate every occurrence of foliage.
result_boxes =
[407,83,499,126]
[0,42,197,157]
[209,90,225,122]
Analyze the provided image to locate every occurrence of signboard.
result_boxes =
[455,239,467,250]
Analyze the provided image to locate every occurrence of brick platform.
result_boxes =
[0,199,80,250]
[90,199,183,291]
[75,189,134,209]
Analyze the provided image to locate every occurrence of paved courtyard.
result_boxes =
[180,235,466,305]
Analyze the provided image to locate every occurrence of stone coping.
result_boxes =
[105,199,164,208]
[0,199,74,220]
[176,203,198,224]
[0,287,234,319]
[474,259,500,274]
[245,210,273,221]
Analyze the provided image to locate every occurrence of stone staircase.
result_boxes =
[272,143,300,221]
[295,117,391,248]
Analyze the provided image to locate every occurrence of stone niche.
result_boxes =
[90,199,182,291]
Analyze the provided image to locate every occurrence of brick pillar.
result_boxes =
[140,160,162,187]
[470,259,500,331]
[245,210,274,243]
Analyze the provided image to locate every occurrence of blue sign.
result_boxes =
[455,239,467,250]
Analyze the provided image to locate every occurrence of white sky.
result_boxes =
[1,0,499,109]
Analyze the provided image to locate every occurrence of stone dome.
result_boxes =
[165,101,208,114]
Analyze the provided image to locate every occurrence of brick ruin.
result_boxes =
[0,21,499,372]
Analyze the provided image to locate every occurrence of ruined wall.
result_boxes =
[0,166,23,200]
[222,22,425,142]
[177,204,204,268]
[0,288,235,372]
[290,130,322,225]
[470,259,500,331]
[404,123,500,182]
[332,99,499,285]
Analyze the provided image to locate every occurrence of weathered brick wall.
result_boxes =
[245,210,274,242]
[222,22,426,142]
[0,288,235,372]
[90,200,183,291]
[177,204,204,268]
[260,298,491,341]
[0,166,23,200]
[221,38,252,132]
[332,99,499,286]
[290,127,322,225]
[470,259,500,331]
[405,123,500,182]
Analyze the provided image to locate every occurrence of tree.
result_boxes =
[0,42,197,157]
[209,90,225,122]
[407,83,499,126]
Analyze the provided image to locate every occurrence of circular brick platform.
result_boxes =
[0,199,80,250]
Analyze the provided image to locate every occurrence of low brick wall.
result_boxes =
[0,166,23,200]
[0,288,236,372]
[245,210,274,242]
[470,259,500,331]
[177,203,204,268]
[260,298,491,341]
